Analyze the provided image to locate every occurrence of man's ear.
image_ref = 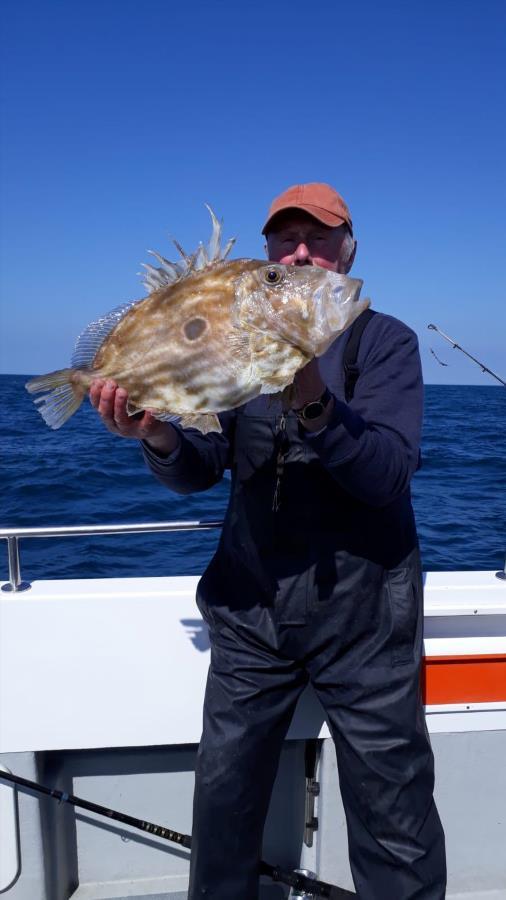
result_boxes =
[343,240,357,274]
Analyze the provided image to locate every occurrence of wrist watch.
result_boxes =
[294,386,333,421]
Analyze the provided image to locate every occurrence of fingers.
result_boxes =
[113,390,156,435]
[291,360,325,408]
[88,379,166,442]
[89,379,125,434]
[98,380,121,430]
[134,410,161,441]
[113,387,133,429]
[89,378,105,409]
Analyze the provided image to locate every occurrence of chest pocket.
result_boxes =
[234,398,315,481]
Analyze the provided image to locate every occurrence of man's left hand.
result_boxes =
[292,359,325,407]
[292,359,334,432]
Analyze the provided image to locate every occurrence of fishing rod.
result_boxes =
[427,324,506,386]
[0,769,355,899]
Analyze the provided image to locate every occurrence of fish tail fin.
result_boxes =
[25,368,86,429]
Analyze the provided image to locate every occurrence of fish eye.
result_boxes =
[264,267,283,284]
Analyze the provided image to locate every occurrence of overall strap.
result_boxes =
[343,308,376,401]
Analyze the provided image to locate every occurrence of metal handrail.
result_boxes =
[0,520,224,593]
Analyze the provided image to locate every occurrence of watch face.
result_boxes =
[302,401,324,420]
[296,387,331,421]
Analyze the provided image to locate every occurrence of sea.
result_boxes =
[0,375,504,584]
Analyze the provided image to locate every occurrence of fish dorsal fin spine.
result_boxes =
[71,299,144,369]
[140,206,236,294]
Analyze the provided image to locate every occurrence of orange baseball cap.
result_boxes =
[262,182,353,235]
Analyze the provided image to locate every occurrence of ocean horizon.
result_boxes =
[1,376,504,584]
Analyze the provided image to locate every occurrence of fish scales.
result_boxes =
[26,209,370,434]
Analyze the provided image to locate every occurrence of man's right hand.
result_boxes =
[89,379,180,457]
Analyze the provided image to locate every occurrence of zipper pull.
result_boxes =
[272,413,287,512]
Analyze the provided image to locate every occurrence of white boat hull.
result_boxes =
[1,571,505,898]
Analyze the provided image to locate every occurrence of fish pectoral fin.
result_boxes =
[226,328,251,358]
[262,381,295,403]
[259,371,295,393]
[179,413,222,434]
[261,383,285,395]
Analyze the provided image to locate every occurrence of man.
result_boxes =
[90,183,446,899]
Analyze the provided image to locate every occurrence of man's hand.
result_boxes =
[89,379,180,456]
[292,360,334,432]
[292,359,326,407]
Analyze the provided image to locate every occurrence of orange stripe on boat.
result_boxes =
[423,654,506,704]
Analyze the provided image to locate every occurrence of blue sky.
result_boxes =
[1,0,504,385]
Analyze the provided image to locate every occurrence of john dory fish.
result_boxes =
[26,208,369,434]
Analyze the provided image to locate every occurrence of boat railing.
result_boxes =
[1,522,505,593]
[0,521,224,593]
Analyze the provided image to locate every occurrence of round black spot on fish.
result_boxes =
[184,317,207,341]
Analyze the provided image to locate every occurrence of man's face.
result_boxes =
[266,210,355,273]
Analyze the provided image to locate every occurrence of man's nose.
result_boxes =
[293,241,312,265]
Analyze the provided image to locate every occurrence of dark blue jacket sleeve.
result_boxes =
[308,315,423,507]
[141,410,235,495]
